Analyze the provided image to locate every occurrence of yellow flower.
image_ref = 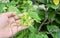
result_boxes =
[53,0,59,5]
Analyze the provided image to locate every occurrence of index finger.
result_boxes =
[5,12,16,17]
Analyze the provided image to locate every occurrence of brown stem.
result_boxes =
[37,10,48,33]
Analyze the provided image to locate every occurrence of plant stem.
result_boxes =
[37,10,48,33]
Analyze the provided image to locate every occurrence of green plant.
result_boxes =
[0,0,60,38]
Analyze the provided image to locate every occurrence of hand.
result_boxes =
[0,12,28,38]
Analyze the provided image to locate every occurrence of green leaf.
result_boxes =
[39,32,48,38]
[13,29,29,38]
[47,25,59,32]
[0,3,5,13]
[10,0,18,6]
[28,26,36,33]
[55,17,60,24]
[48,11,56,21]
[38,10,45,20]
[29,32,48,38]
[8,6,20,14]
[51,31,60,38]
[36,0,46,3]
[29,33,36,38]
[29,12,41,23]
[47,25,60,38]
[46,4,59,9]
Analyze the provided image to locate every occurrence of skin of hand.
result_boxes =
[0,12,28,38]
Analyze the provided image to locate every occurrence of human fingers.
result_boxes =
[10,20,20,26]
[13,14,23,21]
[14,16,19,20]
[10,26,28,36]
[5,12,16,18]
[9,17,16,24]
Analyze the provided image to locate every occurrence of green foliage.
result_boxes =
[46,4,59,9]
[55,16,60,24]
[48,11,56,22]
[29,32,48,38]
[47,25,59,32]
[29,12,41,23]
[8,6,20,13]
[47,25,60,38]
[0,0,60,38]
[51,31,60,38]
[0,3,5,13]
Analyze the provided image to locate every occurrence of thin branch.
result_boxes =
[37,10,48,33]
